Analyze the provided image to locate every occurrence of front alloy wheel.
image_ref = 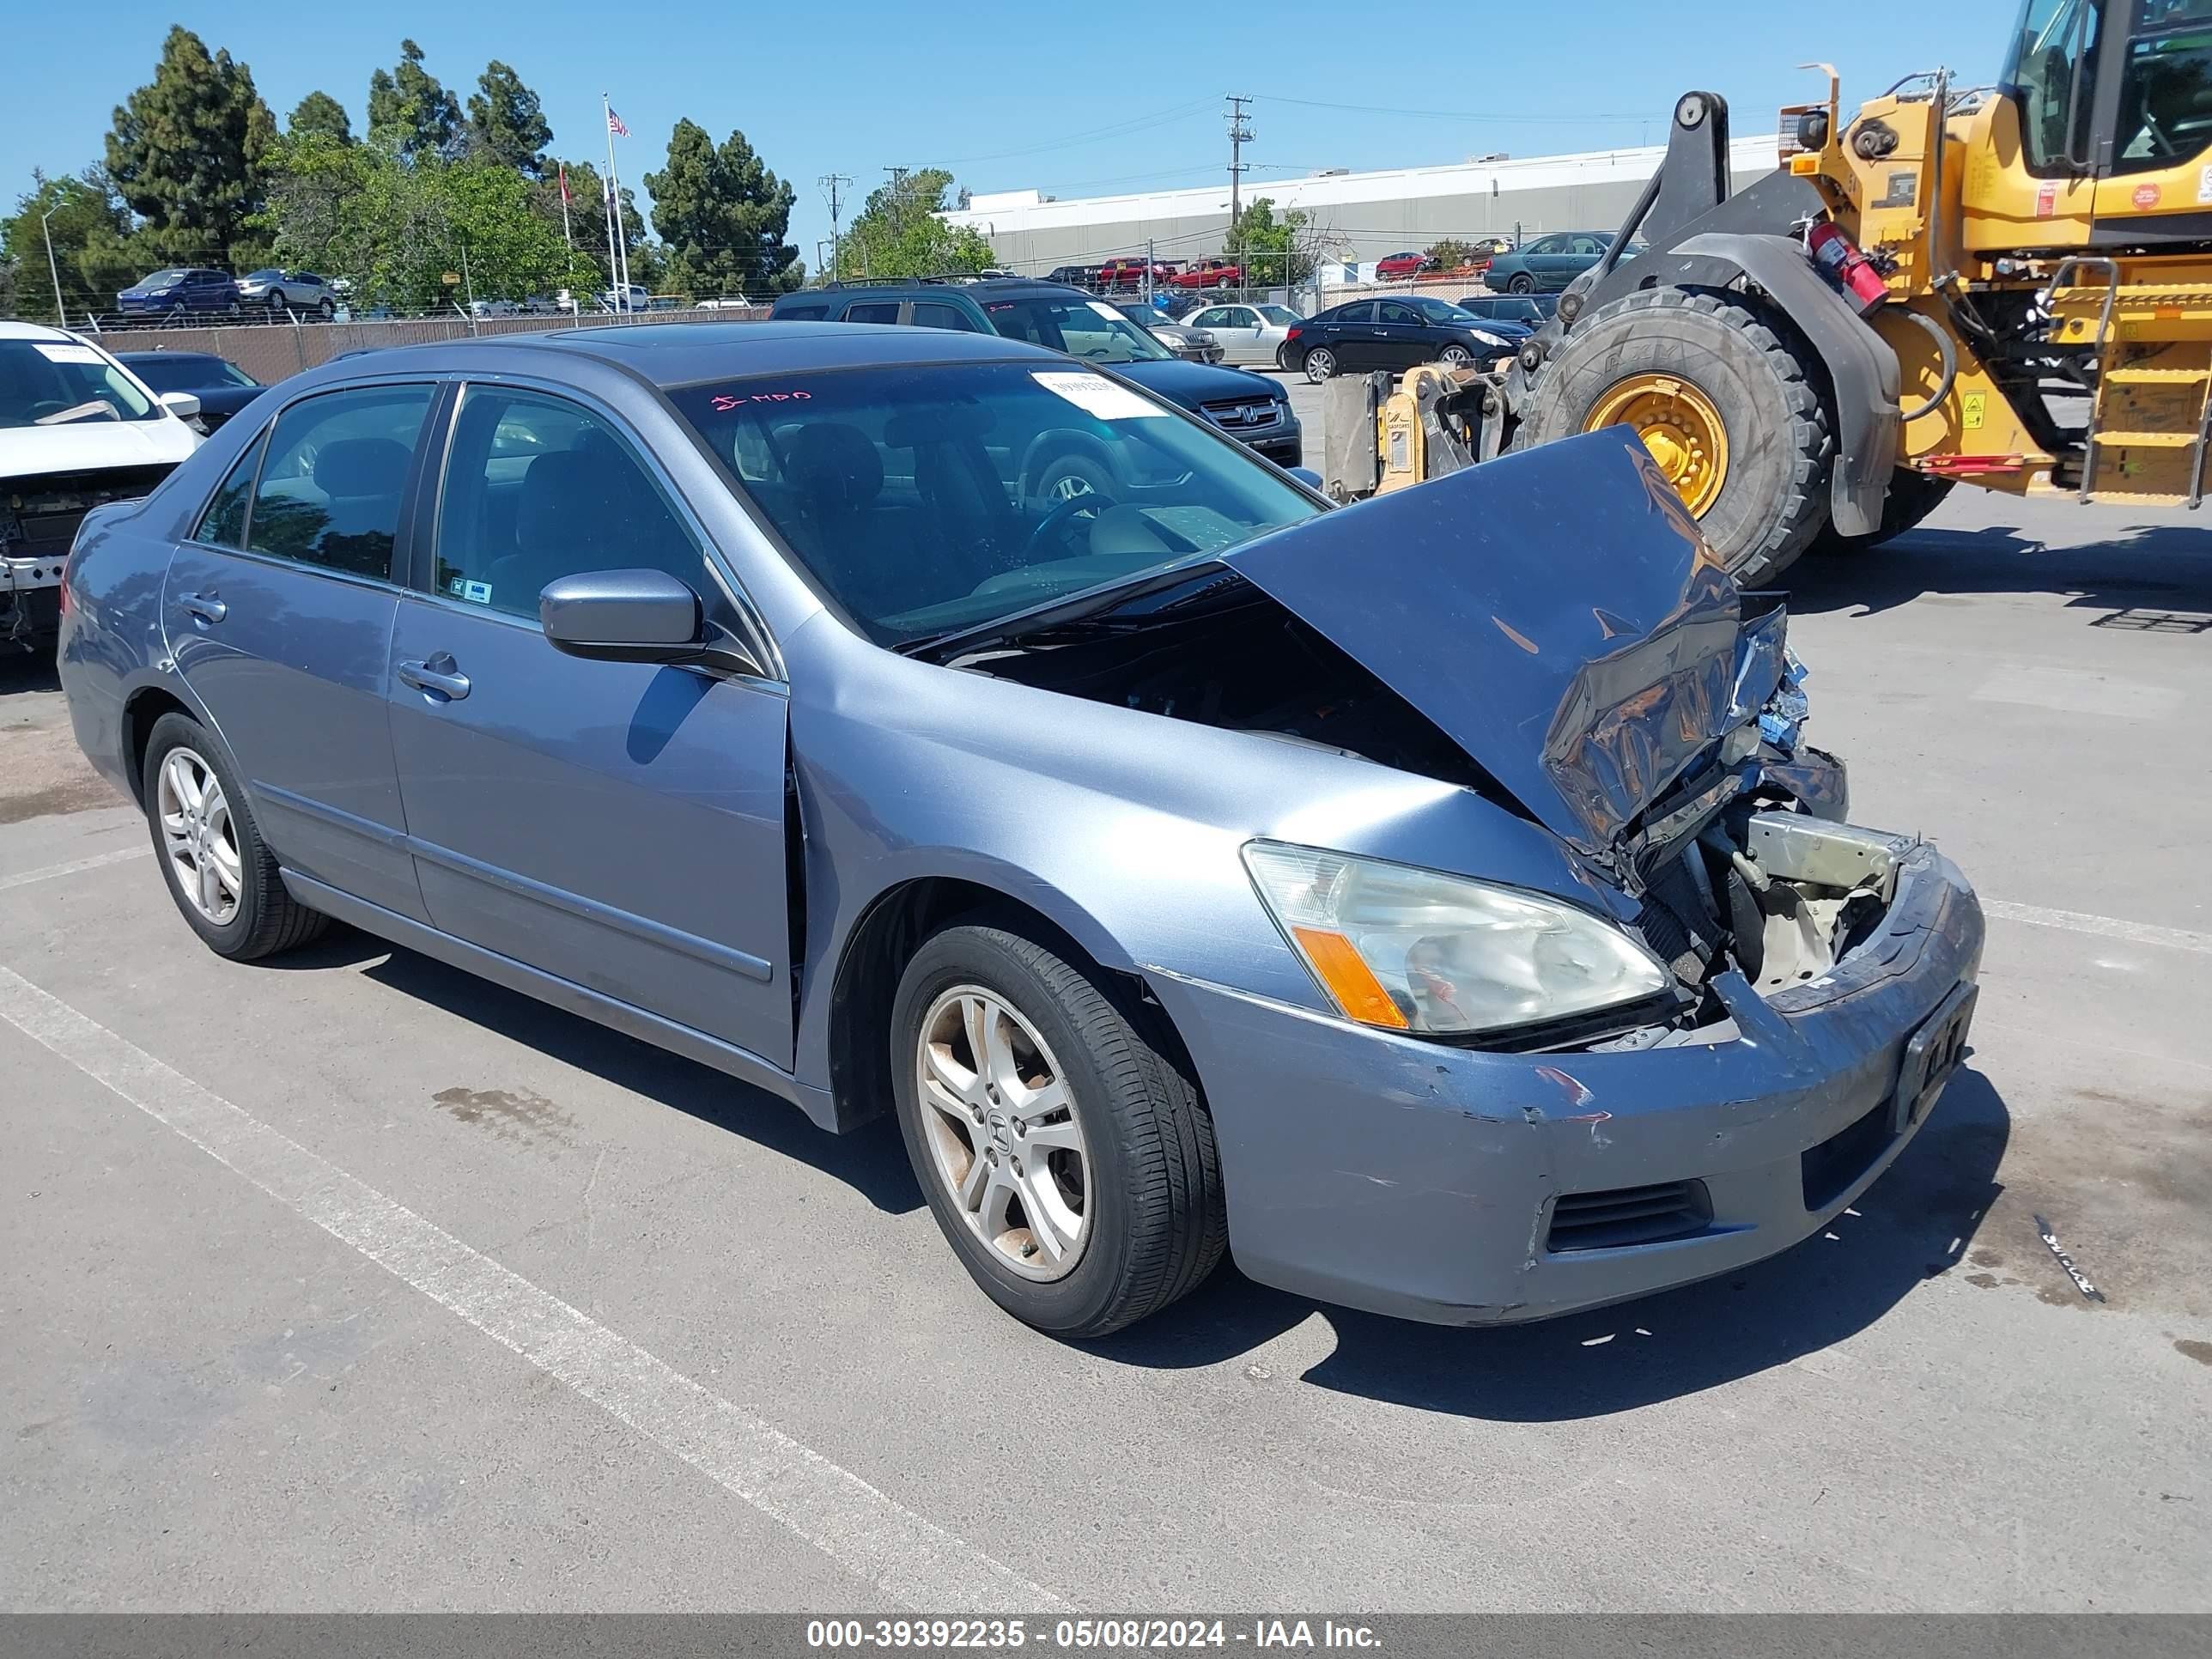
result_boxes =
[915,986,1091,1279]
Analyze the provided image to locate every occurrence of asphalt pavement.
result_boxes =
[3,435,2209,1611]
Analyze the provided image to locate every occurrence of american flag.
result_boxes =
[558,162,570,203]
[606,107,629,137]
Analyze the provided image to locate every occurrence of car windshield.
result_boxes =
[125,355,257,392]
[0,338,160,428]
[139,270,189,286]
[980,295,1171,362]
[1408,296,1479,325]
[247,269,283,282]
[669,362,1318,647]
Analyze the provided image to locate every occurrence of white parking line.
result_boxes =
[1980,900,2212,957]
[0,963,1064,1613]
[0,845,151,893]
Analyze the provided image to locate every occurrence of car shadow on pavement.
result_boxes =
[334,939,927,1217]
[1788,524,2212,623]
[1090,1066,2010,1421]
[0,650,63,695]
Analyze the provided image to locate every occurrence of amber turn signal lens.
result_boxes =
[1290,926,1411,1030]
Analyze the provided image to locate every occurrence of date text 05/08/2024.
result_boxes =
[805,1619,1382,1650]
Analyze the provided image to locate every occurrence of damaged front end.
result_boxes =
[962,428,1928,1048]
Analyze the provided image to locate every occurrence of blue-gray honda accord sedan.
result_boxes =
[56,322,1984,1336]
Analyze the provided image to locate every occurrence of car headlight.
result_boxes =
[1242,841,1671,1036]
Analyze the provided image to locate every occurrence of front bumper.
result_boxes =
[1146,842,1984,1325]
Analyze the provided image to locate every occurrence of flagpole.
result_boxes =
[558,163,574,258]
[602,94,634,313]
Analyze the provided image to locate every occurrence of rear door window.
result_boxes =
[845,302,902,325]
[248,384,435,580]
[909,301,982,333]
[1333,301,1376,325]
[194,427,269,549]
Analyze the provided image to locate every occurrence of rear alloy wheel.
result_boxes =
[1303,345,1337,383]
[141,712,329,961]
[1514,287,1832,587]
[1506,273,1537,295]
[890,924,1225,1336]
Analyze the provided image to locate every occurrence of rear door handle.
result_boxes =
[397,654,471,702]
[179,592,227,624]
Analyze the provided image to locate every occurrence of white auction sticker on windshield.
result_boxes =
[34,343,105,365]
[1086,300,1127,321]
[1031,370,1166,421]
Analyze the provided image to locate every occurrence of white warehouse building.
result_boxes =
[942,135,1784,276]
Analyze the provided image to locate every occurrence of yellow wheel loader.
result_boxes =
[1357,0,2212,586]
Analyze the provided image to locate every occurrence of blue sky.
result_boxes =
[9,0,2018,269]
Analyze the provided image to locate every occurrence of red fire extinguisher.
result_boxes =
[1806,221,1890,315]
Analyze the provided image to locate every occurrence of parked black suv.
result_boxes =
[769,280,1301,469]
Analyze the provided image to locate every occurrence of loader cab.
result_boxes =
[1994,0,2212,240]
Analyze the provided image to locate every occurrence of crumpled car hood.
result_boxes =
[1224,428,1760,860]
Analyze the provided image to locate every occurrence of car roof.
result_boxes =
[116,349,222,361]
[785,277,1087,301]
[0,320,76,343]
[287,319,1057,392]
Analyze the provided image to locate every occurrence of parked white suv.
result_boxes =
[1,322,201,649]
[235,268,338,319]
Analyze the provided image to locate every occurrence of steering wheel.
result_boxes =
[1022,492,1102,561]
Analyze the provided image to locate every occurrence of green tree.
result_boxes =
[465,61,551,176]
[262,135,576,311]
[104,26,277,270]
[1423,237,1479,271]
[644,119,801,298]
[368,40,460,161]
[839,167,994,281]
[3,169,138,322]
[288,90,354,144]
[1224,198,1316,287]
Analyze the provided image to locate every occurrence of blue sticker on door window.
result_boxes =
[448,577,493,605]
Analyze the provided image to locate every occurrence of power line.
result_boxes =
[1255,94,1665,124]
[930,98,1217,168]
[818,173,850,283]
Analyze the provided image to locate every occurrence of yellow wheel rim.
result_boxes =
[1583,374,1730,517]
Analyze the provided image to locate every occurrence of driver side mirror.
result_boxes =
[539,568,764,678]
[158,391,201,420]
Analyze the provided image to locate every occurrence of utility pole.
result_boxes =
[1226,95,1253,237]
[40,204,67,326]
[820,173,851,283]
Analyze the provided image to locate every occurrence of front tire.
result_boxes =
[141,713,329,961]
[1513,287,1833,587]
[1302,345,1337,383]
[890,924,1225,1338]
[1439,343,1474,368]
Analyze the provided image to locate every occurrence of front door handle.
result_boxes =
[397,653,471,702]
[179,592,227,624]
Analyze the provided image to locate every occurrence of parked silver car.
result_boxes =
[55,322,1984,1338]
[235,268,337,319]
[1182,301,1304,367]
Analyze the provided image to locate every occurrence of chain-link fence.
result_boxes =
[79,306,769,385]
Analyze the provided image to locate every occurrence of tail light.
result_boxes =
[1285,326,1303,343]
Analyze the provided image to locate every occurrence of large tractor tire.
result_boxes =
[1515,288,1833,588]
[1808,471,1954,556]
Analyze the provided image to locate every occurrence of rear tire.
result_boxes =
[1506,273,1536,295]
[1809,471,1954,556]
[1514,287,1833,587]
[1302,346,1337,382]
[141,712,329,962]
[890,924,1225,1338]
